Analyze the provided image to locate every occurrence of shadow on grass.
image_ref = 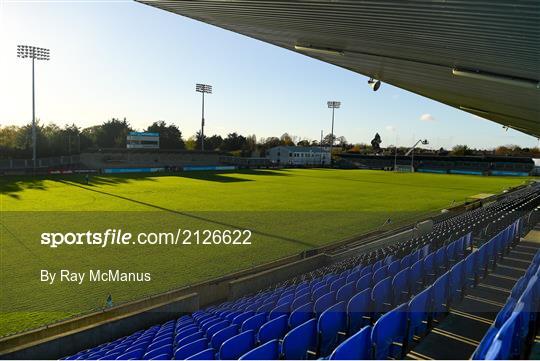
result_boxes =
[56,179,317,248]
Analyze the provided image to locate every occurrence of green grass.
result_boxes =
[0,169,530,336]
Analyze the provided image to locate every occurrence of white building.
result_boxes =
[266,146,331,166]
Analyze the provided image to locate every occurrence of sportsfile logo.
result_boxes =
[40,228,252,248]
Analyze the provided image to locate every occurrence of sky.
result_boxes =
[1,0,538,150]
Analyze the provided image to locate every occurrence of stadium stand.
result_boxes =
[62,184,540,360]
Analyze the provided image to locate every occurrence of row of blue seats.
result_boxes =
[473,247,540,359]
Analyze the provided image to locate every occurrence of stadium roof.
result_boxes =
[137,0,540,138]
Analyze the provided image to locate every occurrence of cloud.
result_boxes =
[420,113,436,122]
[385,125,395,132]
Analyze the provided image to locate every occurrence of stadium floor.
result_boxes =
[406,227,540,360]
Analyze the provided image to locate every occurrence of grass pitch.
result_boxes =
[0,169,530,336]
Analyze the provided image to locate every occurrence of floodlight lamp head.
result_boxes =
[327,101,341,109]
[368,78,381,91]
[196,83,213,94]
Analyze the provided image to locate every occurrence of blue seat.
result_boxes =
[282,318,318,360]
[347,288,371,333]
[409,259,424,294]
[206,320,229,339]
[277,294,294,307]
[372,265,388,285]
[185,348,215,360]
[401,254,411,270]
[330,277,347,293]
[318,301,347,357]
[116,348,144,360]
[143,344,172,360]
[356,273,372,292]
[241,312,267,332]
[435,247,447,274]
[258,314,288,343]
[174,338,208,360]
[432,271,449,321]
[291,293,310,310]
[360,265,372,277]
[289,302,314,329]
[175,326,199,345]
[485,311,520,360]
[371,303,408,360]
[239,339,280,360]
[257,301,275,313]
[329,325,372,360]
[449,260,465,305]
[312,285,330,302]
[269,303,290,320]
[210,325,238,351]
[232,312,255,327]
[423,252,436,284]
[388,259,401,278]
[176,331,204,348]
[219,330,256,360]
[346,269,361,284]
[447,241,457,265]
[392,268,410,305]
[314,291,336,316]
[336,282,355,304]
[464,251,478,289]
[408,286,432,343]
[472,327,499,360]
[372,259,383,273]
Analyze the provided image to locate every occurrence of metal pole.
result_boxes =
[330,107,335,167]
[411,148,414,172]
[201,91,205,151]
[32,56,36,172]
[394,140,398,171]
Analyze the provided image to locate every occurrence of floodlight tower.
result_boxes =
[327,101,341,167]
[17,45,50,171]
[195,83,212,151]
[405,139,429,172]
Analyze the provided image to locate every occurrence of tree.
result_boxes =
[95,118,132,148]
[205,135,223,151]
[323,133,336,146]
[185,136,197,150]
[146,121,184,149]
[451,144,473,156]
[297,139,310,147]
[280,133,295,146]
[221,132,247,151]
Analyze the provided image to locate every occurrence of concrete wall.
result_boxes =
[228,254,330,300]
[0,293,199,360]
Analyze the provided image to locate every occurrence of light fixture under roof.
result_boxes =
[452,68,539,90]
[294,45,344,56]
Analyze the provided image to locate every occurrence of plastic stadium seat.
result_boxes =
[330,277,347,292]
[277,293,295,307]
[347,288,371,333]
[282,318,317,360]
[318,301,347,357]
[346,269,361,284]
[291,291,311,311]
[356,273,372,292]
[432,271,449,320]
[175,326,199,344]
[388,259,401,278]
[372,265,388,285]
[435,246,447,274]
[372,259,383,273]
[232,312,255,327]
[371,303,408,360]
[174,338,208,360]
[207,320,230,339]
[360,265,372,277]
[241,312,267,333]
[392,268,410,305]
[314,291,336,316]
[472,327,500,360]
[257,301,275,313]
[464,251,478,289]
[148,353,170,360]
[400,254,411,270]
[258,314,288,343]
[449,260,465,305]
[289,302,314,329]
[329,325,372,360]
[143,344,172,360]
[185,348,215,360]
[423,252,436,284]
[116,348,144,360]
[408,285,432,343]
[336,281,355,304]
[210,325,238,351]
[485,310,520,360]
[177,331,204,348]
[269,303,290,320]
[409,259,424,294]
[239,339,280,360]
[219,330,256,360]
